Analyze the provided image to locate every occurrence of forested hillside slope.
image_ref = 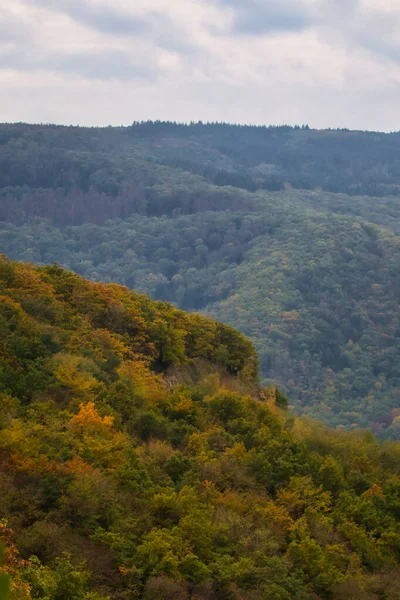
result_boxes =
[2,258,400,600]
[2,122,400,436]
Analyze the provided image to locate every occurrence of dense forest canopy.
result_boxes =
[3,121,400,202]
[2,258,400,599]
[2,122,400,436]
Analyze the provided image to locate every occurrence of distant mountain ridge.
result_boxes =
[2,122,400,436]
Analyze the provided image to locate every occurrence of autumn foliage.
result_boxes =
[1,257,400,599]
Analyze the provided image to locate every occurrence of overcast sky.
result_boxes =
[1,0,400,130]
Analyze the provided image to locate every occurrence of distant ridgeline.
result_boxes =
[2,257,400,599]
[4,123,400,436]
[1,122,400,223]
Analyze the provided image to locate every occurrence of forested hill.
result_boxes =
[2,122,400,210]
[3,257,400,600]
[3,122,400,436]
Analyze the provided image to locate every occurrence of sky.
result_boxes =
[1,0,400,131]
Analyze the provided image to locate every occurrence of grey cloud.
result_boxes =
[25,0,149,36]
[212,0,317,34]
[149,14,197,56]
[317,0,400,66]
[0,45,158,81]
[215,0,400,67]
[0,8,33,44]
[52,50,158,81]
[357,31,400,66]
[0,24,22,44]
[358,18,400,65]
[24,0,196,56]
[0,0,193,81]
